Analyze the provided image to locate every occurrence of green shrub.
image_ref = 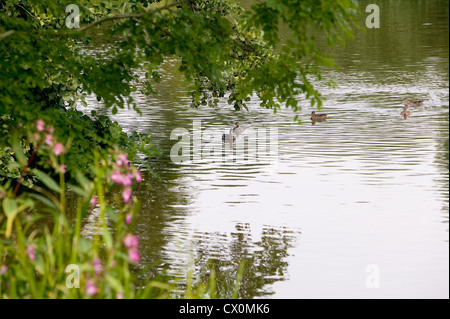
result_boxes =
[0,120,169,298]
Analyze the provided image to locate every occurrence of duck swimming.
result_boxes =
[222,126,236,143]
[311,111,328,123]
[403,98,424,107]
[222,122,244,143]
[400,106,411,119]
[233,122,244,135]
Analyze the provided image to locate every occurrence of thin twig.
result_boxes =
[0,30,15,41]
[18,3,37,19]
[78,13,145,31]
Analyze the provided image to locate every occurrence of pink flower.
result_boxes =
[128,248,140,263]
[36,120,45,132]
[57,164,67,174]
[123,173,133,187]
[53,143,66,156]
[110,171,124,184]
[25,244,35,261]
[116,292,124,299]
[116,153,129,167]
[125,213,133,225]
[0,265,7,275]
[123,233,139,248]
[111,172,133,187]
[45,134,53,146]
[122,188,131,203]
[135,170,142,182]
[93,258,102,276]
[85,280,98,296]
[46,126,54,134]
[90,195,98,206]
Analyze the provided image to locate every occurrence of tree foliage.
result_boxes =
[0,0,359,182]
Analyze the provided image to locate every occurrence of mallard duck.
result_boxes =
[402,98,424,107]
[311,111,328,122]
[232,122,244,135]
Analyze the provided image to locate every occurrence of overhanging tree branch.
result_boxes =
[78,0,186,32]
[0,1,186,39]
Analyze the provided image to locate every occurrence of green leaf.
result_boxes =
[75,170,91,191]
[106,206,118,223]
[148,281,172,291]
[32,169,61,193]
[102,226,113,249]
[78,238,92,253]
[105,275,124,293]
[2,198,17,218]
[3,198,33,238]
[69,185,87,197]
[11,134,28,167]
[29,193,58,210]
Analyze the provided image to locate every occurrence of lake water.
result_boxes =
[82,0,449,298]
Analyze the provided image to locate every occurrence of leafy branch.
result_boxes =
[0,0,187,37]
[77,0,186,32]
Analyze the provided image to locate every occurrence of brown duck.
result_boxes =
[400,106,411,119]
[311,111,328,122]
[402,98,424,107]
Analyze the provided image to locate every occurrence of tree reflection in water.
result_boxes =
[181,223,300,298]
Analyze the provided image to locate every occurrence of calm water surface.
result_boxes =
[82,0,449,298]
